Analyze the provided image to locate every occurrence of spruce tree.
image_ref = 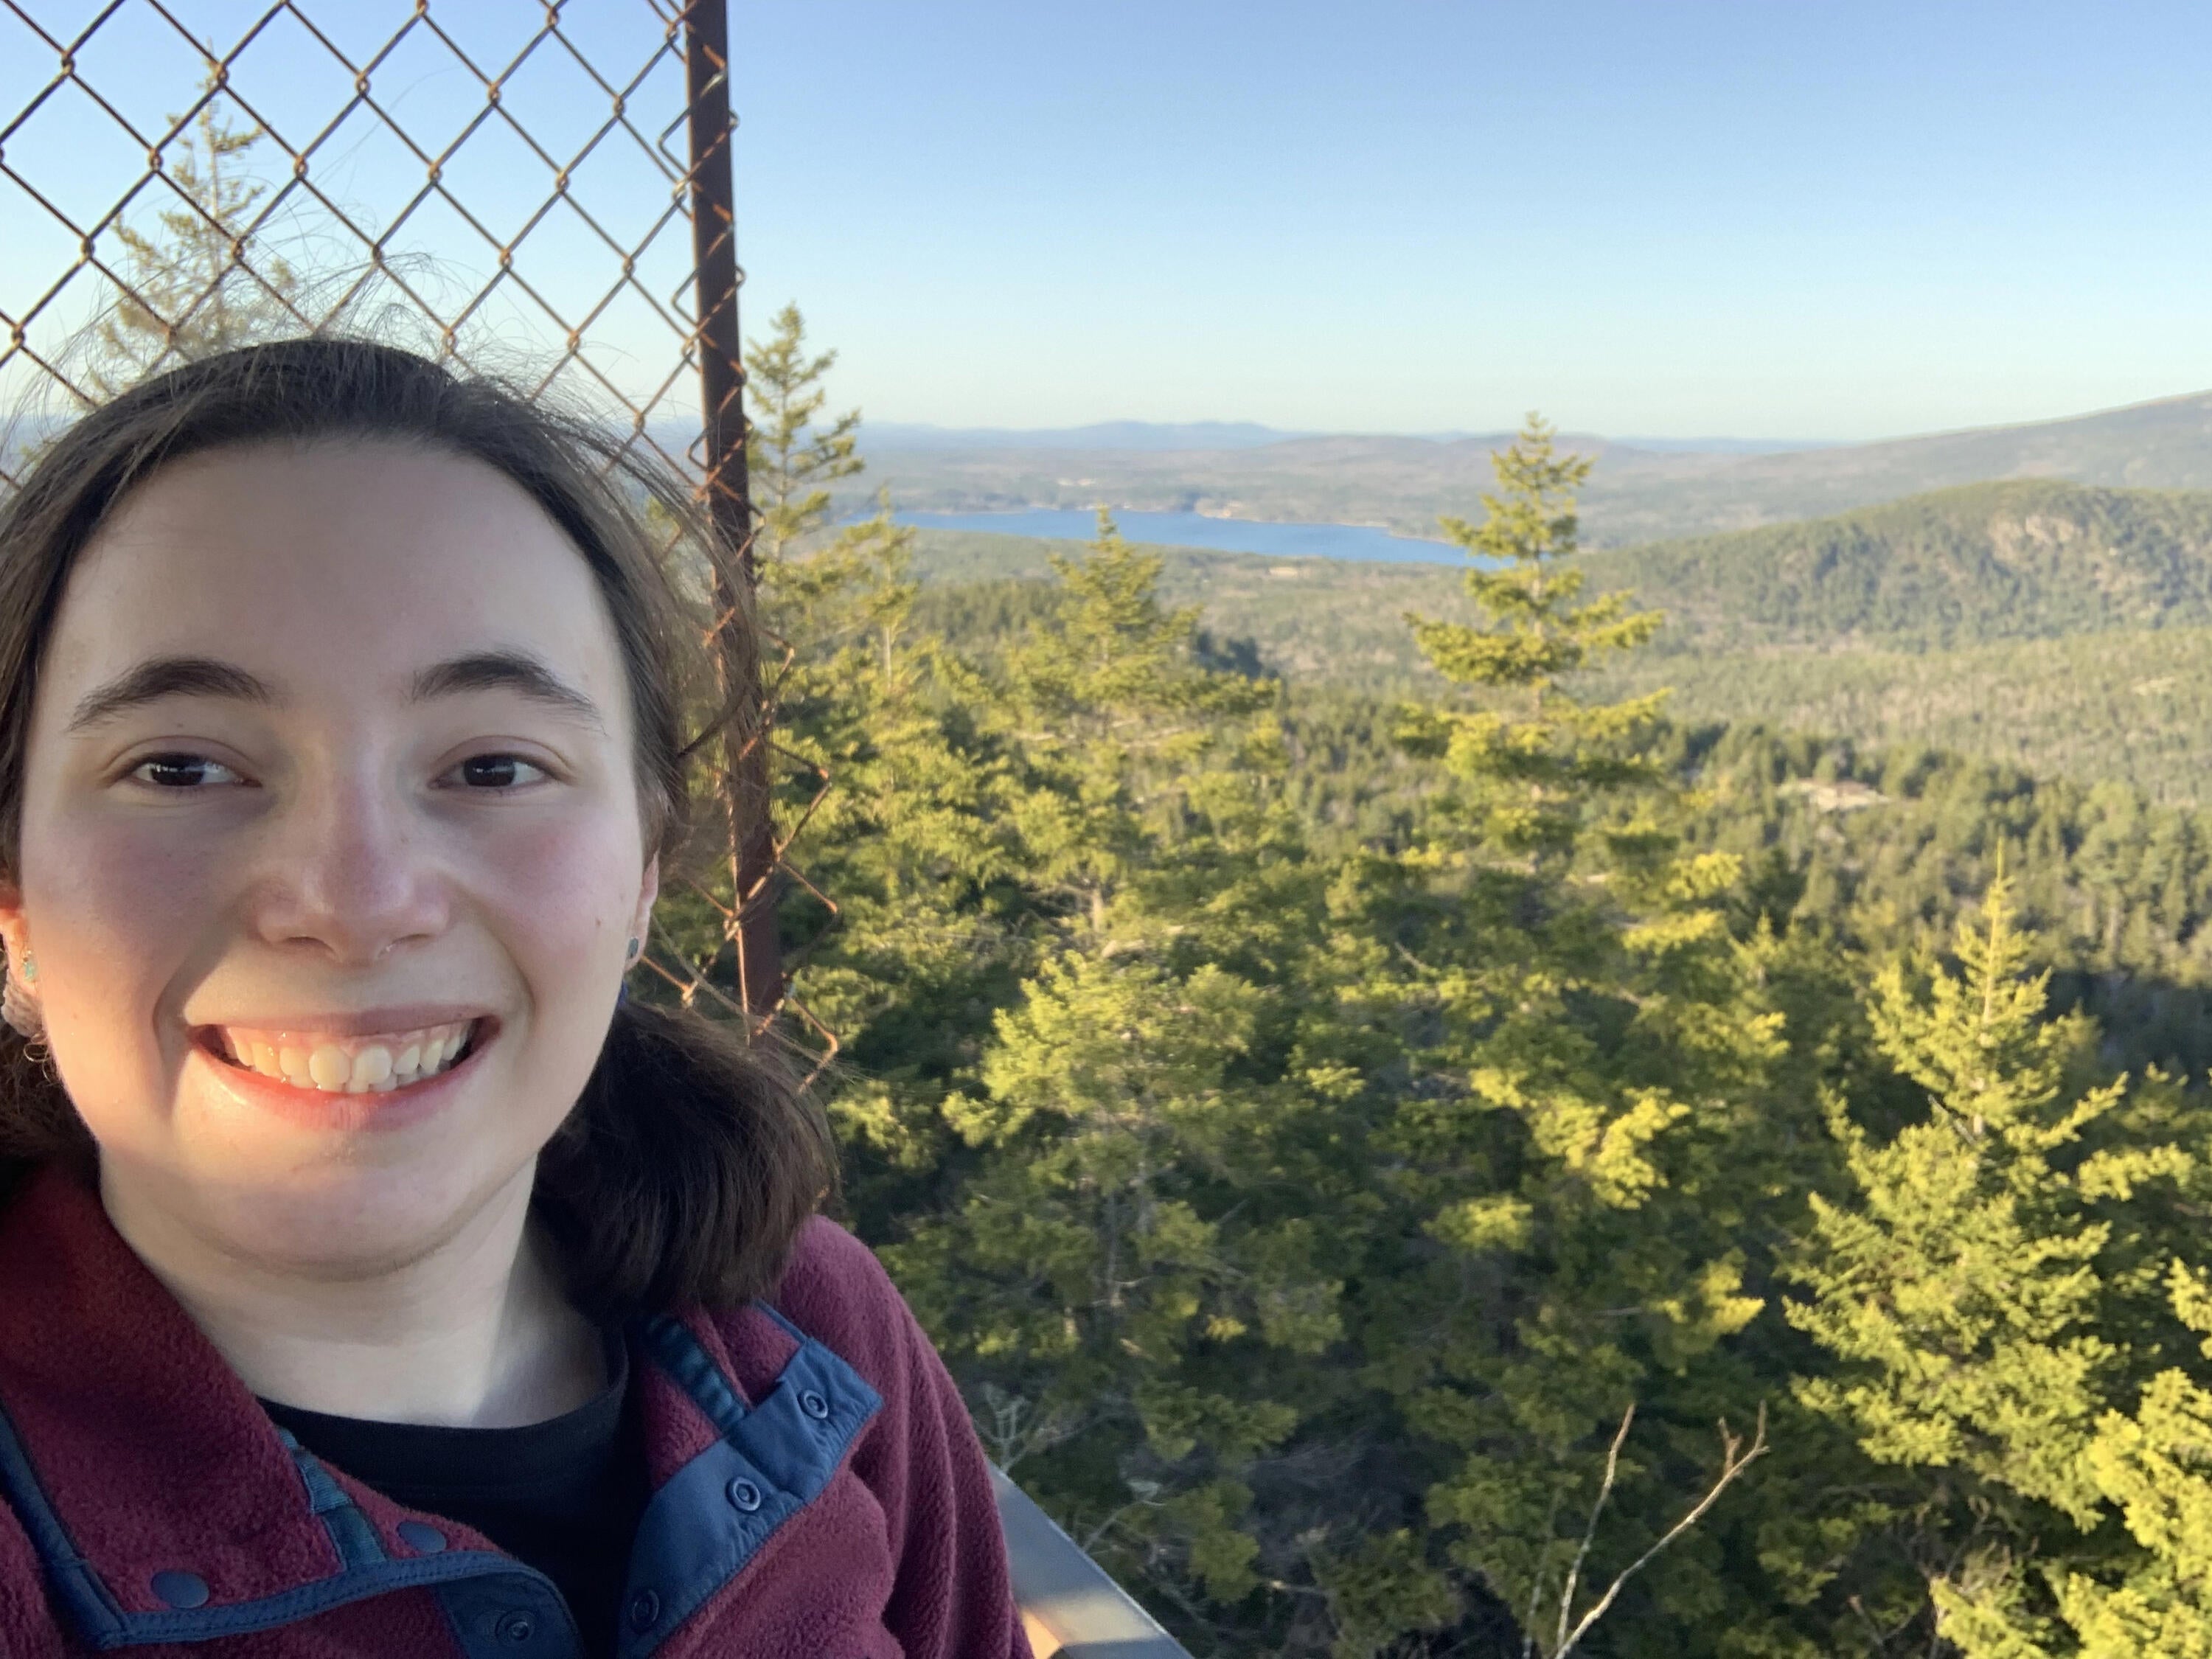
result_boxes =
[743,301,863,567]
[997,512,1274,941]
[1346,417,1818,1655]
[686,306,1043,1222]
[1393,415,1666,865]
[1789,862,2205,1657]
[882,515,1354,1644]
[90,81,299,394]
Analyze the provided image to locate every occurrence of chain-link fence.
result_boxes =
[0,0,832,1068]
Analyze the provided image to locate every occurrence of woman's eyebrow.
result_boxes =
[66,656,274,731]
[63,650,606,734]
[408,650,606,731]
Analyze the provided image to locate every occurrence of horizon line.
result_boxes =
[846,383,2212,454]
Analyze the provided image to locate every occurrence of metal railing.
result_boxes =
[0,4,1186,1652]
[992,1470,1192,1658]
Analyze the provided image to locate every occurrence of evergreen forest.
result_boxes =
[38,60,2212,1659]
[636,307,2212,1658]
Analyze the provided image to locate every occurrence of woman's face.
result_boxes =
[1,439,657,1274]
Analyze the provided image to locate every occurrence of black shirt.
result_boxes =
[260,1330,650,1658]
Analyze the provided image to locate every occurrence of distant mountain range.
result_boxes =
[852,390,2212,549]
[864,421,1820,456]
[865,420,1306,451]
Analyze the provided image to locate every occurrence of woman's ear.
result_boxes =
[627,855,659,958]
[0,880,25,964]
[0,880,41,1041]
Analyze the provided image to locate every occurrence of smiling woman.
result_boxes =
[0,339,1030,1659]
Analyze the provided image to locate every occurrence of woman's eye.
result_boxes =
[130,754,243,789]
[453,754,550,790]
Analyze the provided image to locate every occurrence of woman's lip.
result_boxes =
[192,1023,492,1133]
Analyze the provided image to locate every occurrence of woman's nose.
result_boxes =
[248,767,450,965]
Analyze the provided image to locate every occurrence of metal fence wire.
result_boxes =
[0,0,835,1070]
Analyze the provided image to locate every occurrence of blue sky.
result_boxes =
[729,0,2212,439]
[4,1,2210,441]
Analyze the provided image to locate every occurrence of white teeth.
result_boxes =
[346,1046,393,1093]
[213,1020,475,1095]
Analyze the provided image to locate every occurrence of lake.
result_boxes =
[894,508,1463,567]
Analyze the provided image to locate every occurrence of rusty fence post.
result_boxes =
[683,0,782,1022]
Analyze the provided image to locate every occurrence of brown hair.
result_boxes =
[0,336,835,1318]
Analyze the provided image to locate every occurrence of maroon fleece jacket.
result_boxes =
[0,1164,1032,1658]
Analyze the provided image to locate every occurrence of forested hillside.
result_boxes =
[1582,627,2212,808]
[912,475,2212,661]
[910,479,2212,805]
[684,314,2212,1658]
[1574,479,2212,650]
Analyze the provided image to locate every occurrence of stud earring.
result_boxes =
[626,937,641,961]
[2,952,42,1043]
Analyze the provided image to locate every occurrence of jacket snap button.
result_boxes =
[628,1589,661,1631]
[396,1520,448,1554]
[150,1570,209,1610]
[495,1611,536,1644]
[726,1476,763,1512]
[800,1388,831,1419]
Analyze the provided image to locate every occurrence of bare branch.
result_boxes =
[1554,1403,1636,1653]
[1553,1403,1769,1658]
